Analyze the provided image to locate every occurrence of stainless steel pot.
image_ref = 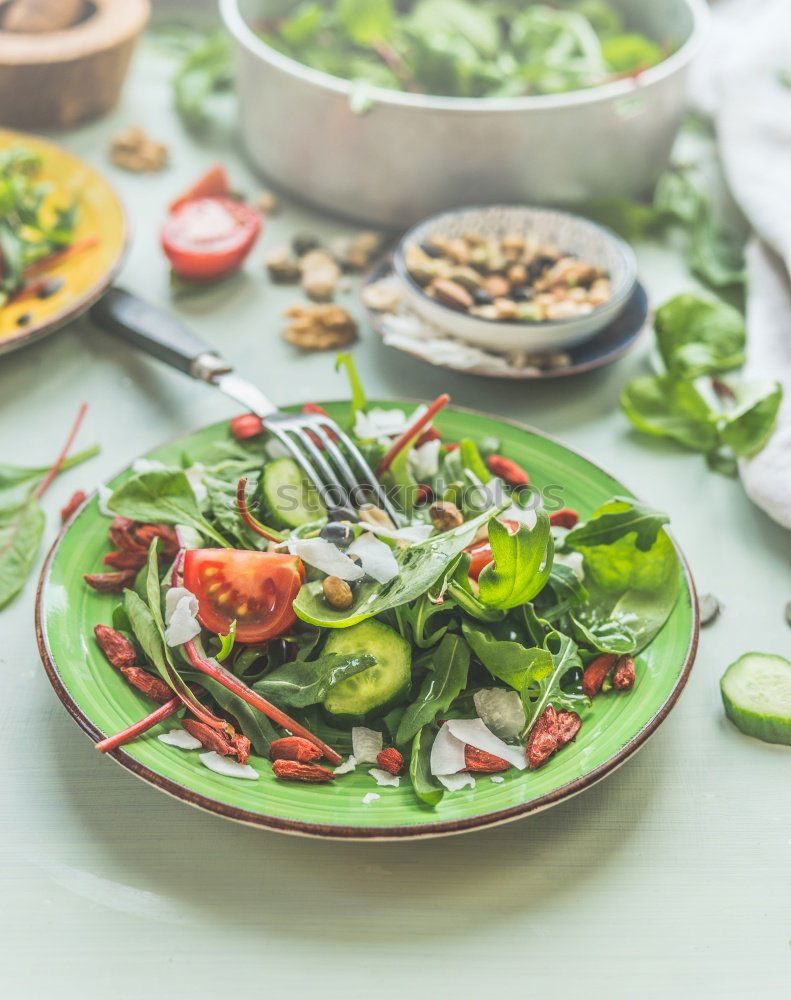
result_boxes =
[221,0,709,228]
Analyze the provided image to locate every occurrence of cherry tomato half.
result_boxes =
[161,196,262,282]
[465,519,519,581]
[169,164,231,213]
[183,549,304,644]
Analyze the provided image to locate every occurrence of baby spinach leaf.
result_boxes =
[253,653,375,708]
[565,498,668,553]
[445,553,507,623]
[462,622,536,691]
[294,505,503,627]
[568,612,636,655]
[719,379,783,457]
[621,375,719,451]
[655,294,745,378]
[396,633,470,744]
[409,725,444,807]
[537,563,589,621]
[109,469,230,547]
[478,513,553,610]
[520,630,587,736]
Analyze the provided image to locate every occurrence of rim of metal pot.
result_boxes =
[220,0,710,114]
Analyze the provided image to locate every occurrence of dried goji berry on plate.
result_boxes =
[414,484,433,506]
[230,733,252,765]
[94,624,136,670]
[415,427,441,448]
[612,655,636,691]
[84,570,138,593]
[60,489,87,524]
[582,653,618,698]
[270,736,323,763]
[182,719,233,756]
[556,711,582,746]
[230,413,265,440]
[103,549,147,570]
[134,522,179,556]
[272,760,336,783]
[549,508,579,529]
[526,705,560,769]
[464,745,510,773]
[121,667,173,703]
[486,454,529,487]
[376,747,405,775]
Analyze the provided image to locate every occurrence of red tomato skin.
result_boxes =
[161,197,262,281]
[169,165,231,212]
[183,549,304,644]
[465,519,520,581]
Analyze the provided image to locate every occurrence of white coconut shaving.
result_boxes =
[445,718,527,770]
[359,521,434,544]
[429,723,467,776]
[473,689,526,739]
[437,772,476,791]
[346,532,399,584]
[163,587,200,646]
[354,406,428,440]
[408,438,441,480]
[362,793,380,805]
[490,775,505,784]
[175,524,203,550]
[286,538,365,581]
[158,729,202,750]
[501,503,539,529]
[554,551,585,581]
[333,755,358,775]
[184,462,208,507]
[199,752,259,780]
[97,484,114,517]
[352,727,383,763]
[369,768,400,788]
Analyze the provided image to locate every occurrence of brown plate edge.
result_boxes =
[34,406,700,841]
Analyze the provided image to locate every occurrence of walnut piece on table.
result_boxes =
[109,127,168,174]
[283,304,357,351]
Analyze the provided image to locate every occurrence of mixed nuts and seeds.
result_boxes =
[404,231,612,322]
[266,229,383,302]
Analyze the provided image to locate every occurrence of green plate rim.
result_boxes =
[35,402,699,840]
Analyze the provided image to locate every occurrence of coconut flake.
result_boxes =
[501,504,539,529]
[352,727,382,763]
[446,718,526,770]
[354,407,409,439]
[362,792,380,805]
[265,438,291,460]
[429,723,467,776]
[199,752,259,779]
[164,587,200,646]
[437,772,476,791]
[554,550,585,581]
[286,538,365,581]
[347,532,398,584]
[358,521,434,544]
[184,462,208,507]
[408,438,441,480]
[369,767,400,788]
[158,728,202,750]
[97,484,114,517]
[176,524,203,550]
[490,775,505,784]
[333,755,358,775]
[132,458,168,475]
[473,689,526,739]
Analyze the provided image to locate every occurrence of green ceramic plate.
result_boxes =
[36,402,698,840]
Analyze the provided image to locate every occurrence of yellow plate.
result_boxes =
[0,129,128,355]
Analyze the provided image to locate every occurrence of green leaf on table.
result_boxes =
[253,653,375,708]
[0,499,45,610]
[520,630,587,736]
[409,725,444,807]
[396,633,470,745]
[621,374,719,451]
[294,505,504,627]
[478,513,553,610]
[655,293,745,378]
[719,379,783,457]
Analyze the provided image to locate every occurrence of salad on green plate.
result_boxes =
[37,360,697,837]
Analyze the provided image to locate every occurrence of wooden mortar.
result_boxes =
[0,0,150,128]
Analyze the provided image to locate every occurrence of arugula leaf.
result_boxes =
[294,504,504,627]
[462,622,537,691]
[537,563,589,621]
[719,380,783,457]
[478,513,553,610]
[396,634,470,744]
[108,469,230,548]
[655,294,745,378]
[565,498,669,553]
[621,375,719,451]
[520,631,587,736]
[409,725,444,807]
[394,593,454,648]
[253,653,375,708]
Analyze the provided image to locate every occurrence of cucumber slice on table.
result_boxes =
[720,652,791,746]
[260,457,326,529]
[323,620,411,725]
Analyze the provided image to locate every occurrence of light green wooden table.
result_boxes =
[1,37,789,1000]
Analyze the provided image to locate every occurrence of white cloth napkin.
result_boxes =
[689,0,791,528]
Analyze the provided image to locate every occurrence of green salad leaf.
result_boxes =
[335,352,367,419]
[565,499,668,554]
[718,380,784,457]
[409,725,444,806]
[0,501,45,610]
[621,375,719,452]
[253,653,376,708]
[462,621,537,690]
[396,633,470,745]
[520,630,587,736]
[655,294,745,378]
[478,513,553,610]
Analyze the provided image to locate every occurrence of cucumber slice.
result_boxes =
[261,457,326,529]
[323,620,411,724]
[720,652,791,745]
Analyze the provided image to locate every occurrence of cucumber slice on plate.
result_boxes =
[323,620,411,725]
[720,652,791,745]
[260,457,326,529]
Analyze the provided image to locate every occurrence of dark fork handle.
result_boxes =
[90,287,232,380]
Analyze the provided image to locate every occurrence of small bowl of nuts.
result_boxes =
[393,205,637,354]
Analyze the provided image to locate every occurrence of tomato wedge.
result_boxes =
[169,165,231,213]
[465,519,519,581]
[161,196,262,282]
[183,549,304,644]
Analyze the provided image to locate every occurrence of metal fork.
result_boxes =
[90,287,401,525]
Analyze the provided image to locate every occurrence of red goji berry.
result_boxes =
[549,508,579,529]
[60,489,87,524]
[415,427,441,448]
[486,454,529,487]
[84,570,138,593]
[582,653,618,698]
[103,550,147,570]
[556,711,582,746]
[230,733,252,765]
[134,523,180,556]
[182,719,233,756]
[526,705,560,769]
[121,667,173,703]
[272,760,336,783]
[270,736,323,763]
[108,518,148,555]
[94,624,136,670]
[612,655,636,691]
[230,413,265,440]
[376,747,404,775]
[415,484,433,505]
[464,745,509,773]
